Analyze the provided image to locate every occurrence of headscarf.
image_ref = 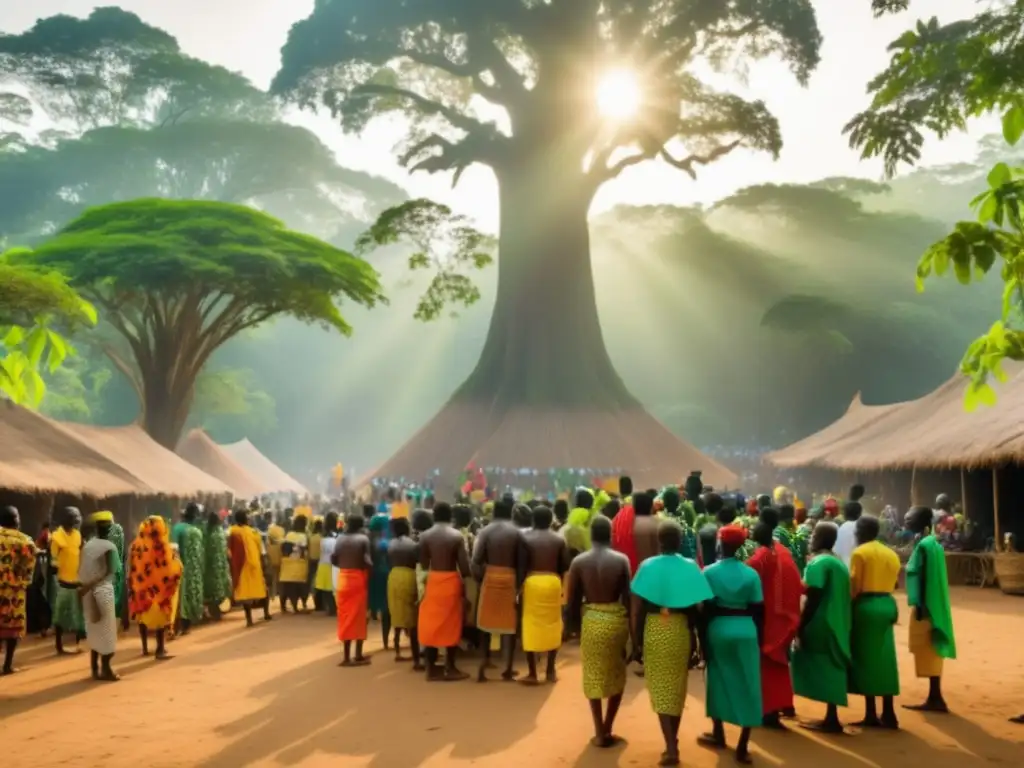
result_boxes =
[128,515,182,618]
[745,498,760,517]
[719,524,748,549]
[823,498,840,519]
[89,510,114,524]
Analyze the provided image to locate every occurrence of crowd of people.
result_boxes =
[0,475,1020,764]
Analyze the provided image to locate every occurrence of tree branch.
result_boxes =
[101,343,143,402]
[352,83,495,136]
[660,140,743,179]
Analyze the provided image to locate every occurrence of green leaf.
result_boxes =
[1004,106,1024,146]
[978,194,998,224]
[988,163,1011,189]
[25,326,47,367]
[953,257,972,285]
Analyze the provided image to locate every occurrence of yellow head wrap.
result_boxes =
[90,510,114,524]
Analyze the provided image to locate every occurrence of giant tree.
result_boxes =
[7,198,384,448]
[273,0,821,483]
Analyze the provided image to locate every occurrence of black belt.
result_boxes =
[714,606,754,618]
[58,580,80,589]
[856,591,892,599]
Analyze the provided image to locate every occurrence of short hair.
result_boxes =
[346,513,365,533]
[233,508,248,526]
[778,503,795,522]
[856,515,880,544]
[575,488,594,510]
[513,503,532,527]
[662,487,680,511]
[453,503,473,528]
[391,517,411,538]
[633,492,654,516]
[292,515,307,532]
[753,520,774,547]
[759,507,780,531]
[703,493,724,515]
[553,499,569,522]
[433,502,453,523]
[0,505,19,529]
[657,520,683,554]
[619,476,633,497]
[906,505,933,533]
[324,511,339,533]
[601,498,621,519]
[184,502,201,521]
[493,497,513,520]
[849,484,865,501]
[207,511,221,529]
[813,521,839,551]
[532,505,553,530]
[591,515,612,545]
[844,500,863,522]
[411,508,434,533]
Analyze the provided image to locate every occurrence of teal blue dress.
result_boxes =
[702,558,764,728]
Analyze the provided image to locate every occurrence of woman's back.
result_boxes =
[704,558,762,610]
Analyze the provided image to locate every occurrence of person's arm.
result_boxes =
[566,561,582,636]
[849,551,863,600]
[684,604,701,668]
[798,588,823,638]
[629,593,644,662]
[470,528,486,581]
[916,545,928,621]
[557,539,569,577]
[750,600,765,650]
[362,537,373,570]
[419,536,431,570]
[517,535,529,587]
[456,536,471,578]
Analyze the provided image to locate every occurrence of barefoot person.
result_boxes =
[0,506,36,675]
[792,521,852,734]
[387,517,422,668]
[849,514,901,728]
[203,510,232,621]
[228,509,271,627]
[279,515,310,614]
[129,516,182,661]
[631,520,712,766]
[699,525,763,765]
[316,512,339,616]
[51,506,85,655]
[566,516,632,748]
[78,512,120,681]
[176,503,205,636]
[472,496,522,682]
[418,502,470,681]
[745,509,803,729]
[334,512,373,666]
[519,505,569,685]
[904,505,956,713]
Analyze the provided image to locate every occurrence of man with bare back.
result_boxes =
[334,513,373,667]
[473,496,523,682]
[519,505,569,685]
[418,502,471,681]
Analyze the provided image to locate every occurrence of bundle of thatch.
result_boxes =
[220,438,308,495]
[177,429,269,499]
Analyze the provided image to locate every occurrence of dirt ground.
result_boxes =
[1,587,1021,768]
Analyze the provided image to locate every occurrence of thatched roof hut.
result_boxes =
[220,438,308,495]
[178,429,269,499]
[0,400,149,497]
[56,422,233,497]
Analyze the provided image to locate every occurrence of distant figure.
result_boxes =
[177,503,205,635]
[78,512,120,681]
[129,516,183,661]
[834,498,863,567]
[50,507,85,655]
[564,488,596,555]
[315,512,339,616]
[202,511,232,620]
[334,512,373,666]
[519,505,569,685]
[696,494,732,569]
[227,509,271,627]
[904,506,956,713]
[279,515,310,613]
[0,506,36,675]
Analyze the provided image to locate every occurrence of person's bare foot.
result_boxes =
[518,674,542,686]
[445,668,470,681]
[697,734,725,750]
[99,670,121,682]
[501,669,519,681]
[412,663,425,672]
[658,751,680,766]
[154,651,173,661]
[0,667,19,676]
[851,717,882,729]
[799,720,845,734]
[545,672,558,684]
[735,749,753,764]
[903,701,949,713]
[1009,714,1024,725]
[880,715,900,730]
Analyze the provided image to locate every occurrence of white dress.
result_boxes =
[78,538,118,655]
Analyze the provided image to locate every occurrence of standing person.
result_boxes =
[566,516,632,747]
[453,503,478,642]
[227,509,271,627]
[334,512,373,666]
[0,505,36,675]
[418,502,470,681]
[367,504,391,641]
[745,509,803,729]
[50,506,85,655]
[629,521,712,766]
[176,503,205,635]
[834,488,864,567]
[129,516,183,661]
[279,515,310,614]
[386,516,421,668]
[104,512,128,631]
[472,496,522,682]
[266,512,286,603]
[316,512,339,616]
[202,510,231,621]
[696,494,733,569]
[699,525,763,765]
[563,488,596,556]
[78,512,120,681]
[612,491,660,578]
[848,514,901,728]
[791,521,852,734]
[308,518,323,610]
[519,505,569,685]
[904,505,956,713]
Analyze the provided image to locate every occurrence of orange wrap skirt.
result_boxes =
[336,569,368,642]
[418,570,464,648]
[476,566,518,635]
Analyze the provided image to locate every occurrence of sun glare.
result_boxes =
[596,69,641,121]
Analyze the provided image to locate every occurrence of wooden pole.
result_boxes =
[992,469,1002,551]
[960,469,968,519]
[910,465,918,506]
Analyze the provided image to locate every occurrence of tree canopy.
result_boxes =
[7,198,385,446]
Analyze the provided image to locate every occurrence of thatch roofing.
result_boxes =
[767,363,1024,471]
[0,401,149,497]
[177,429,269,499]
[55,422,233,497]
[365,402,737,490]
[220,438,308,495]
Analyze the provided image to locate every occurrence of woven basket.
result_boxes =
[994,552,1024,596]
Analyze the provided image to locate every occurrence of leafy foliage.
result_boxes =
[7,198,385,446]
[192,367,277,440]
[273,0,822,192]
[0,257,96,328]
[356,199,494,321]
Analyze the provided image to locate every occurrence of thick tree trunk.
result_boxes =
[455,162,639,409]
[139,357,195,450]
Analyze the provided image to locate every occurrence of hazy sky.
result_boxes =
[4,1,993,230]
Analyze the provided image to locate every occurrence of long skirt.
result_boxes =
[83,582,117,656]
[761,653,795,714]
[521,573,563,653]
[337,569,369,642]
[368,568,389,615]
[476,566,518,635]
[52,584,84,633]
[909,616,943,678]
[418,571,463,649]
[792,620,848,706]
[643,612,691,716]
[387,566,418,630]
[580,602,629,700]
[850,594,900,696]
[705,615,762,727]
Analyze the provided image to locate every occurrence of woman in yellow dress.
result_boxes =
[228,509,271,627]
[128,516,182,660]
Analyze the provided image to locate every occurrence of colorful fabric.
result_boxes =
[315,563,335,593]
[581,602,629,699]
[644,611,692,716]
[83,581,117,655]
[703,558,763,727]
[387,566,418,629]
[418,570,464,648]
[227,525,267,603]
[108,522,126,619]
[203,524,232,606]
[632,553,712,609]
[279,532,308,583]
[129,517,182,624]
[0,527,36,639]
[179,525,205,622]
[521,572,563,653]
[850,540,901,596]
[792,553,851,706]
[610,504,638,574]
[476,565,518,635]
[909,617,944,677]
[266,524,285,568]
[850,593,900,695]
[564,506,596,553]
[746,542,802,714]
[336,568,368,641]
[906,534,956,660]
[50,527,82,584]
[52,584,84,632]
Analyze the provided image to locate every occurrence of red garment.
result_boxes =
[611,504,639,575]
[747,541,803,714]
[227,530,246,593]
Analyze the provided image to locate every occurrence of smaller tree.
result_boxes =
[8,198,384,447]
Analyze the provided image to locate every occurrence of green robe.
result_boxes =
[179,525,205,622]
[906,534,956,659]
[792,552,851,706]
[203,524,231,606]
[108,522,126,619]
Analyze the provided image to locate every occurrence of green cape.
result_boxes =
[906,534,956,659]
[631,553,712,609]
